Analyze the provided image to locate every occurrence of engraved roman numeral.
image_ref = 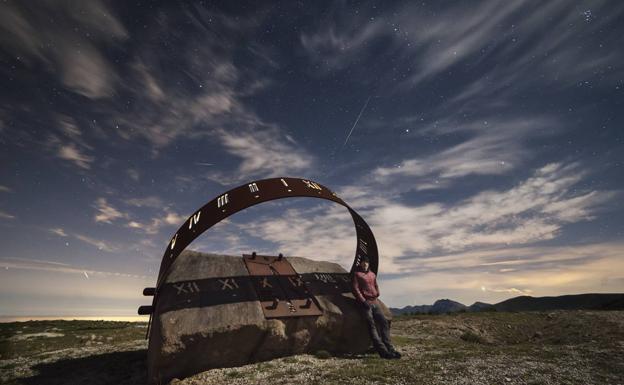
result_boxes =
[288,276,304,287]
[302,179,322,190]
[219,278,239,290]
[174,281,200,295]
[170,233,178,250]
[358,238,368,254]
[314,273,336,283]
[217,193,229,208]
[281,178,292,192]
[248,183,259,193]
[188,211,201,230]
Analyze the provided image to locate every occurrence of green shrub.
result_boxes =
[460,330,486,344]
[314,350,331,359]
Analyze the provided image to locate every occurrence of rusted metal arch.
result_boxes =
[143,177,379,338]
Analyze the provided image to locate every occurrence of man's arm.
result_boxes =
[374,278,379,297]
[351,274,367,303]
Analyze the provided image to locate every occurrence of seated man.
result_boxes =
[351,256,401,359]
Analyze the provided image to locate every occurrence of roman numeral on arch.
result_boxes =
[248,183,259,193]
[358,238,368,253]
[302,179,322,190]
[188,211,201,229]
[170,233,178,250]
[217,193,229,208]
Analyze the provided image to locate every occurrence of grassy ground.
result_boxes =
[0,320,147,385]
[1,310,623,385]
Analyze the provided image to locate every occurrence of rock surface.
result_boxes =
[147,250,392,385]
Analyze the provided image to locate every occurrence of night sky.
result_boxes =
[1,1,623,317]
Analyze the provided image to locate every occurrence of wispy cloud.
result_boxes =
[126,168,140,182]
[0,210,15,220]
[235,162,618,276]
[0,185,12,193]
[93,198,128,224]
[125,218,165,235]
[481,286,533,296]
[2,3,316,189]
[57,142,95,170]
[123,196,165,209]
[125,210,187,235]
[73,234,118,253]
[373,115,559,187]
[60,44,118,99]
[300,1,624,93]
[0,1,127,99]
[45,117,96,171]
[380,242,624,306]
[163,211,186,226]
[0,257,148,279]
[204,127,315,185]
[300,11,386,73]
[48,224,161,253]
[49,228,68,237]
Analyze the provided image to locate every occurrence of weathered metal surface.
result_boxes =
[243,253,323,318]
[142,177,379,339]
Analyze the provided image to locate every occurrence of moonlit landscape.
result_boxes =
[1,0,623,319]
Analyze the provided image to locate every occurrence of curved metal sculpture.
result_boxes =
[142,177,379,338]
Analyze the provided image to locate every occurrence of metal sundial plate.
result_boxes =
[242,254,323,318]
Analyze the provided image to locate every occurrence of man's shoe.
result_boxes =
[378,350,394,359]
[389,349,402,359]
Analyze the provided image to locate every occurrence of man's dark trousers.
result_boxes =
[361,301,392,354]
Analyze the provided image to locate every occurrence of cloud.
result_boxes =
[126,168,140,182]
[373,115,558,186]
[60,45,117,99]
[300,1,624,94]
[124,210,188,235]
[73,234,118,253]
[0,1,127,99]
[48,226,122,253]
[58,116,82,139]
[0,257,148,279]
[379,241,624,307]
[300,11,386,72]
[366,163,617,267]
[481,286,533,295]
[234,162,617,276]
[123,196,165,209]
[44,118,95,171]
[133,61,165,102]
[49,228,68,237]
[0,185,12,193]
[125,218,164,235]
[163,211,186,226]
[93,198,128,224]
[0,210,15,220]
[204,127,315,185]
[2,4,316,189]
[57,142,95,170]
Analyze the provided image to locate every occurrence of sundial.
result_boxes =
[139,177,380,339]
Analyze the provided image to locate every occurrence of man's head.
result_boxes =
[359,256,370,272]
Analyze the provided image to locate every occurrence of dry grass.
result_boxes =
[1,310,623,385]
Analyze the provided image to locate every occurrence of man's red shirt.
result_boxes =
[352,268,379,304]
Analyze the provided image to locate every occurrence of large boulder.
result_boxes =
[147,250,392,384]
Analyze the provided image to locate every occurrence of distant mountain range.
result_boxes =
[390,293,624,315]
